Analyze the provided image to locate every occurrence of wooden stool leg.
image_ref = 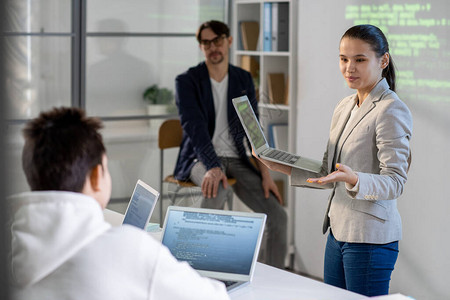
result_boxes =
[168,184,182,205]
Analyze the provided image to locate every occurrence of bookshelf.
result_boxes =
[232,0,296,135]
[232,0,297,267]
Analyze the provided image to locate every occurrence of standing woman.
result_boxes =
[254,24,412,296]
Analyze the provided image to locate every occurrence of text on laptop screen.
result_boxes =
[235,100,266,149]
[122,183,157,229]
[162,210,263,275]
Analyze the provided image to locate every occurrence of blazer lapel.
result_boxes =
[334,79,391,165]
[328,98,355,172]
[337,97,376,153]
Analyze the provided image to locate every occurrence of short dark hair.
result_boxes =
[341,24,396,92]
[196,20,230,43]
[22,107,106,192]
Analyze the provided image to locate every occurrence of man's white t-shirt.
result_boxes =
[210,75,238,158]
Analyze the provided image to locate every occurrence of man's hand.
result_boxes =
[261,175,283,205]
[254,154,284,205]
[307,163,358,186]
[201,167,228,198]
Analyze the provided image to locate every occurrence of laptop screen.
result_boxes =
[162,208,265,276]
[122,180,159,230]
[233,96,267,150]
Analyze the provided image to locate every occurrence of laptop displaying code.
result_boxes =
[122,183,157,229]
[162,210,263,275]
[235,100,267,150]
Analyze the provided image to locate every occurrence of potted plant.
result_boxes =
[143,84,175,127]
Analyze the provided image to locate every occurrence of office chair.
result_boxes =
[158,119,236,226]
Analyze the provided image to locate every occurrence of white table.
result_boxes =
[104,209,366,299]
[229,263,367,300]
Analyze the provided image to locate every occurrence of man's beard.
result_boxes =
[208,52,224,64]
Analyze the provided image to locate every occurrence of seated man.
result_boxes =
[8,107,229,300]
[174,20,287,268]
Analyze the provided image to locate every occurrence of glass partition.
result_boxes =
[85,36,198,117]
[5,36,71,119]
[5,0,71,33]
[87,0,226,33]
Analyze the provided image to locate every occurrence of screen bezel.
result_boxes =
[122,179,159,229]
[232,96,269,155]
[161,205,267,281]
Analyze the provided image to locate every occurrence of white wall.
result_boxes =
[293,0,348,279]
[294,1,450,299]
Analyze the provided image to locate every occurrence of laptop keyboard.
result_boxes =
[265,149,300,164]
[220,280,238,288]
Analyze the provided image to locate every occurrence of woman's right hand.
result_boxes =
[307,163,357,186]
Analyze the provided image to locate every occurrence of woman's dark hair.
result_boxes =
[196,20,230,43]
[341,24,396,92]
[22,107,106,192]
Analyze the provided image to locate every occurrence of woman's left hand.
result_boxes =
[307,163,358,186]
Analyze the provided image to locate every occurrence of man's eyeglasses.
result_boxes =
[199,35,226,49]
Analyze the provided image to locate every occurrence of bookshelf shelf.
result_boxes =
[258,103,290,110]
[235,50,260,56]
[261,51,290,56]
[235,50,291,57]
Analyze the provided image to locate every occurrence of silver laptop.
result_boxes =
[122,179,159,230]
[161,206,266,292]
[232,95,322,173]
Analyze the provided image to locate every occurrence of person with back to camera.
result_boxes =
[173,20,287,269]
[8,107,230,300]
[252,24,413,297]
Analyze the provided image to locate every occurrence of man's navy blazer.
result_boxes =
[173,62,257,181]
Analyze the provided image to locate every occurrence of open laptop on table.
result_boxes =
[161,206,266,292]
[122,179,159,230]
[232,95,322,173]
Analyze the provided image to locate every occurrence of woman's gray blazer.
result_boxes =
[291,78,412,244]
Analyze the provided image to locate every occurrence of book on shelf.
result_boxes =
[267,123,288,151]
[263,2,289,52]
[277,2,289,51]
[240,21,259,51]
[240,55,259,78]
[284,75,289,105]
[267,73,285,104]
[263,2,272,51]
[271,3,279,51]
[240,55,260,101]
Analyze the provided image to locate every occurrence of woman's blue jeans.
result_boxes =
[324,231,399,297]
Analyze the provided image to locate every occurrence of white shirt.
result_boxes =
[210,75,239,158]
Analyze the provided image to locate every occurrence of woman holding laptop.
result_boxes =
[253,24,412,297]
